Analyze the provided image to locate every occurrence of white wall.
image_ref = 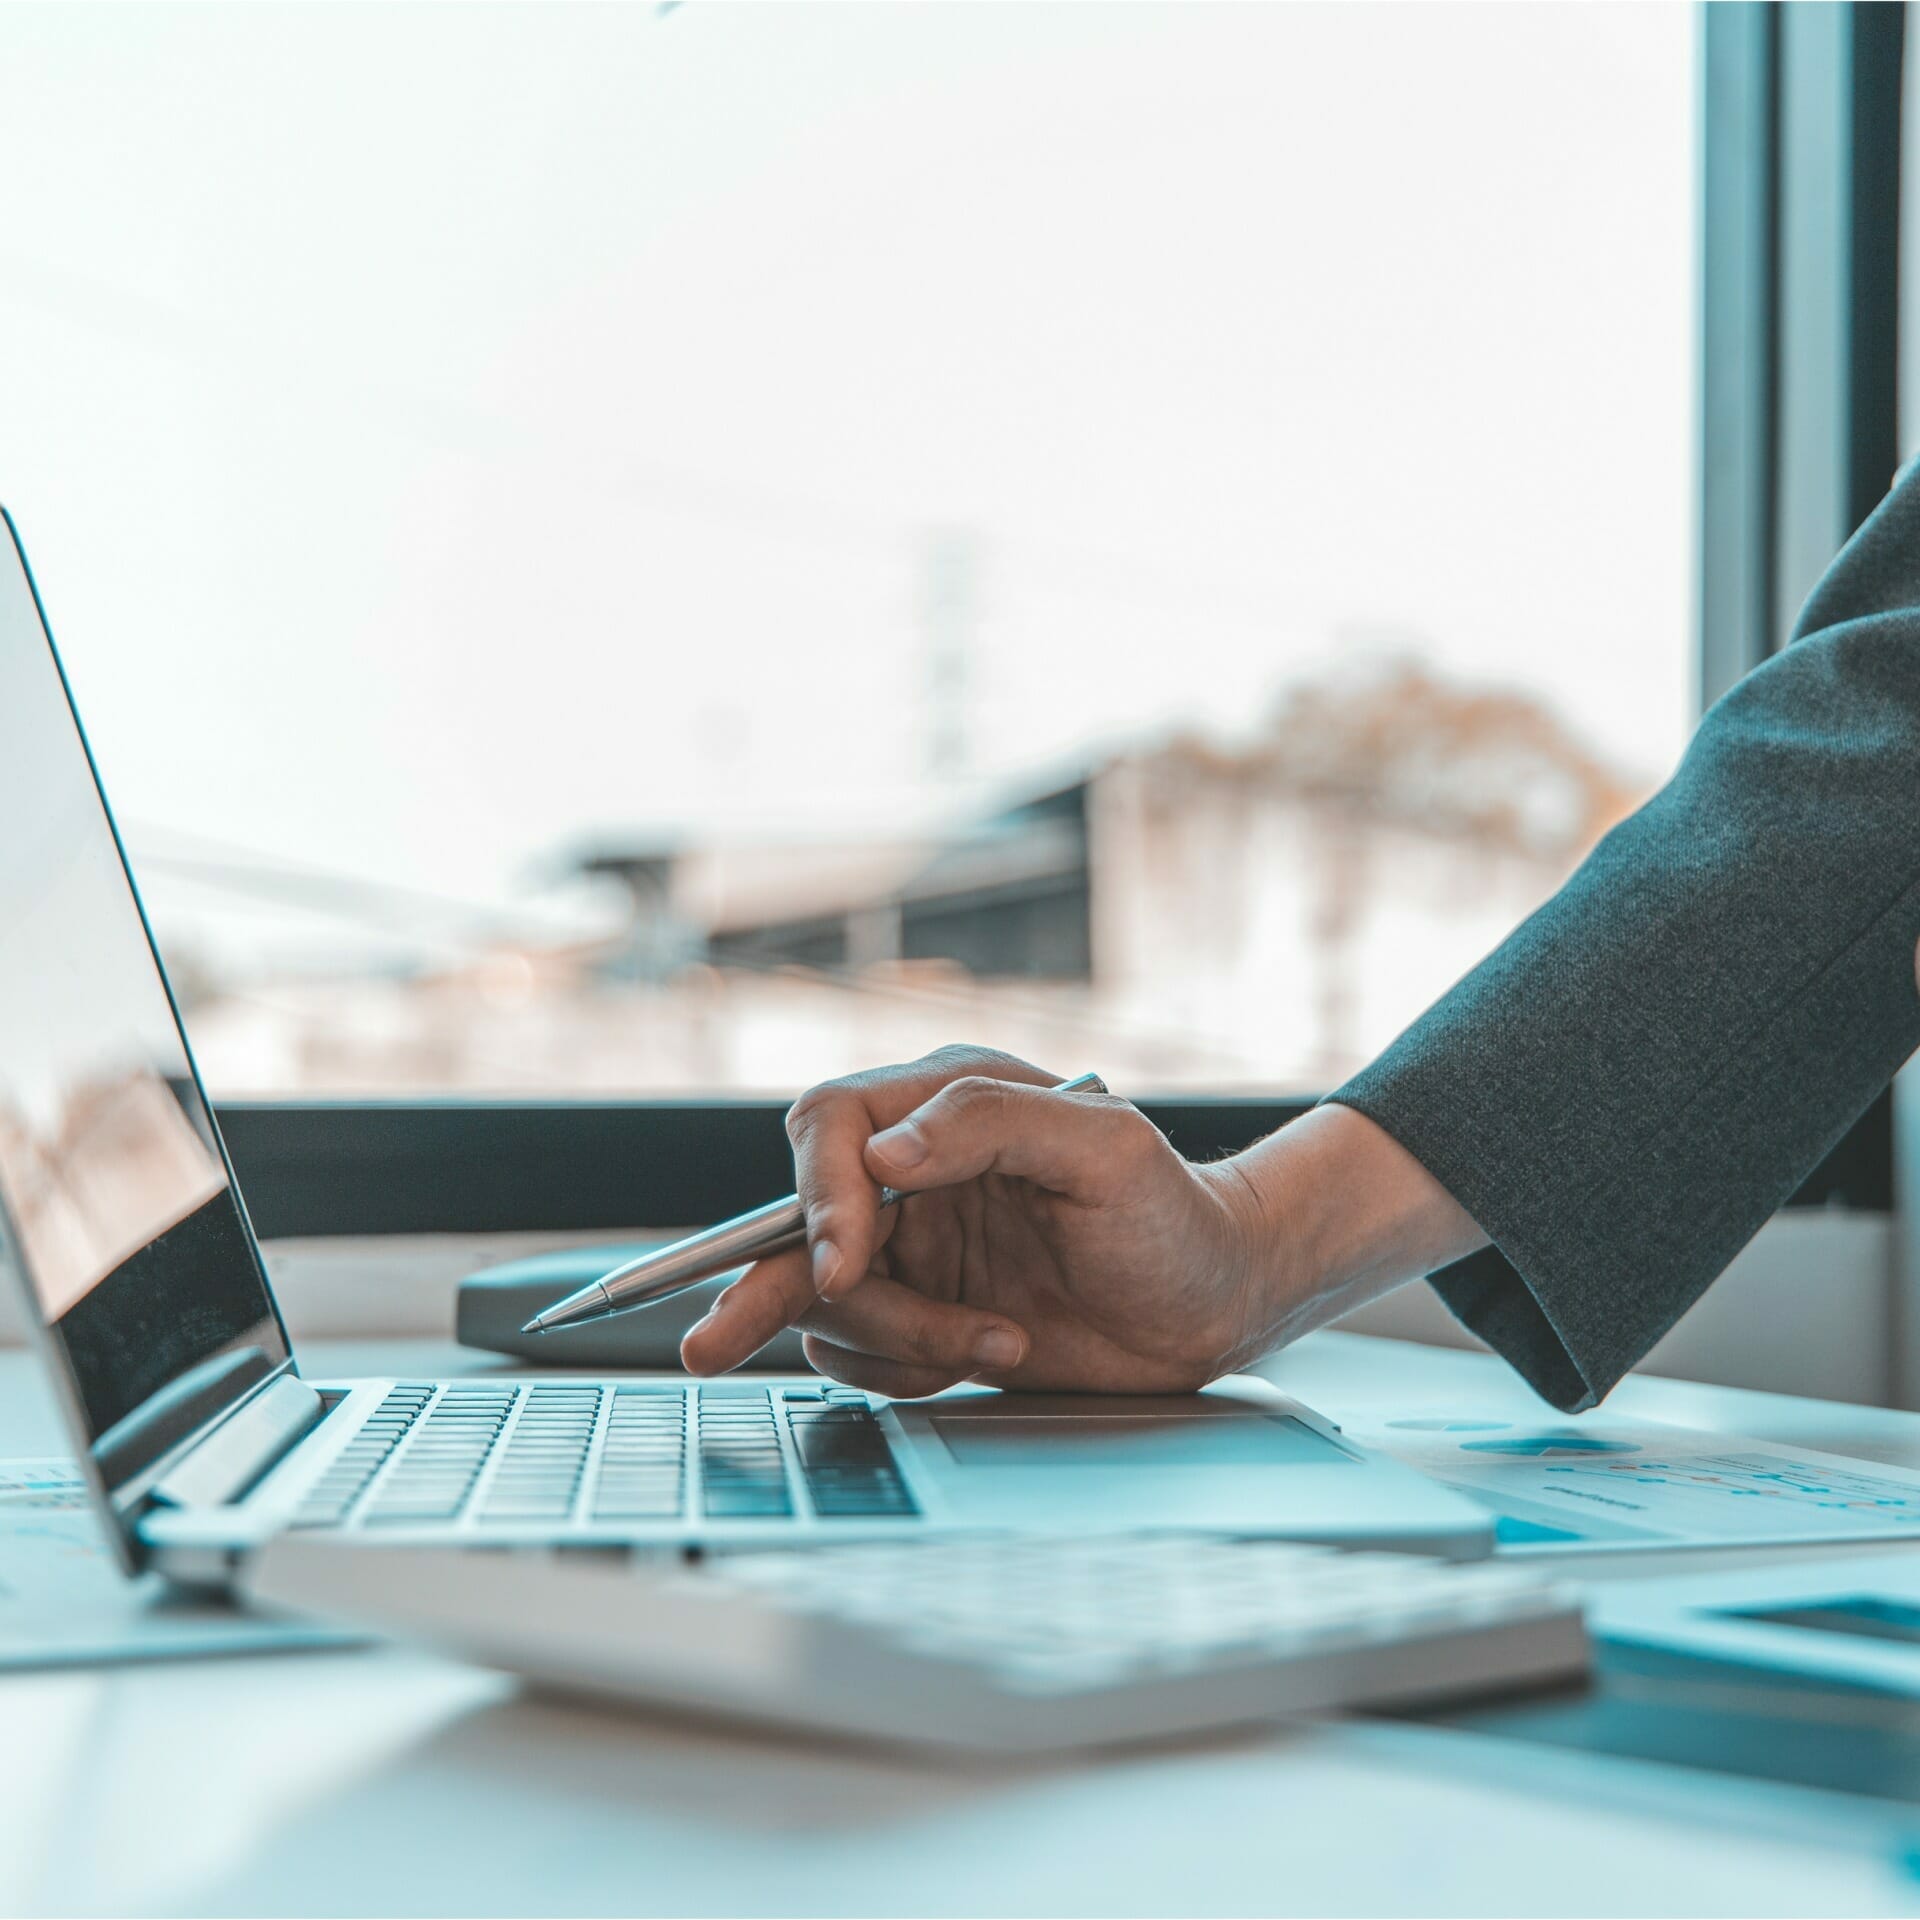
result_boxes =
[1337,1208,1897,1407]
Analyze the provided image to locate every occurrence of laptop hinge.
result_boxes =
[147,1373,326,1510]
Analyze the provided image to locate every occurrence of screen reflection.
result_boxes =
[0,521,286,1497]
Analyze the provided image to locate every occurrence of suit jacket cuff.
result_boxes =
[1424,1245,1596,1412]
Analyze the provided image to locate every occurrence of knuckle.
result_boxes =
[903,1317,962,1367]
[919,1043,986,1077]
[784,1081,855,1145]
[799,1333,851,1381]
[918,1043,1035,1089]
[1115,1105,1165,1160]
[943,1074,1006,1120]
[801,1335,892,1392]
[791,1299,839,1340]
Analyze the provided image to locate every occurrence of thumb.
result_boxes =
[864,1074,1137,1201]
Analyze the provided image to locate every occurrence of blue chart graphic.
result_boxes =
[1564,1452,1920,1515]
[1492,1516,1585,1545]
[1461,1435,1643,1457]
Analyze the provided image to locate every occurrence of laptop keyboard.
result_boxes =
[291,1383,918,1531]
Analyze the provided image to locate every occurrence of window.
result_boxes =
[0,4,1696,1096]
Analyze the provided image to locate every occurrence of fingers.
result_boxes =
[701,1046,1091,1377]
[678,1247,815,1375]
[787,1047,1057,1304]
[798,1273,1027,1378]
[784,1084,887,1304]
[865,1074,1138,1202]
[800,1336,964,1400]
[684,1249,1033,1387]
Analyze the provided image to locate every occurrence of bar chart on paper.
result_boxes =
[1350,1417,1920,1553]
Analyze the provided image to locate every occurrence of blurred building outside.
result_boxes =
[181,658,1647,1097]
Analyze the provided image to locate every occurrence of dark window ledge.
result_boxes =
[213,1089,1894,1241]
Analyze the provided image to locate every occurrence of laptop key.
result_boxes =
[703,1489,794,1517]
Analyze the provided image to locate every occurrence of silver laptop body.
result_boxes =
[0,507,1492,1585]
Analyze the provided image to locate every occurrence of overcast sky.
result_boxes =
[0,2,1695,971]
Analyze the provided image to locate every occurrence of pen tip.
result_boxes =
[519,1318,544,1335]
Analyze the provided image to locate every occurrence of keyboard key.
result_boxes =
[703,1487,794,1518]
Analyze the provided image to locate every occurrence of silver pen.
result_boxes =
[521,1071,1110,1334]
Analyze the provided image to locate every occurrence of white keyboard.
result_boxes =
[247,1532,1588,1754]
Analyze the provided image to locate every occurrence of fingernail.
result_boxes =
[811,1238,840,1294]
[974,1328,1023,1369]
[686,1308,717,1338]
[871,1120,928,1168]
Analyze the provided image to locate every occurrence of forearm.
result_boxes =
[1327,472,1920,1410]
[1215,1103,1487,1360]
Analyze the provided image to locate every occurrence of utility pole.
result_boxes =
[919,526,979,783]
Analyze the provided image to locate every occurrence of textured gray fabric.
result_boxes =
[1331,465,1920,1411]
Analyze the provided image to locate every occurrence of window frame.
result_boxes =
[215,3,1903,1240]
[213,1088,1893,1240]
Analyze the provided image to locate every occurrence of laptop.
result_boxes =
[0,506,1494,1586]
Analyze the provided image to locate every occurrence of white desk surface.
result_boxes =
[5,1330,1920,1918]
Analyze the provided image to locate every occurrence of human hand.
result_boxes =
[679,1047,1274,1397]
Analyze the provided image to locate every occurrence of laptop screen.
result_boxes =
[0,515,289,1560]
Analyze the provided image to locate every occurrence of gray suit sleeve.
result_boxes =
[1330,467,1920,1411]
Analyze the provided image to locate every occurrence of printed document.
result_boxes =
[0,1458,357,1669]
[1351,1416,1920,1554]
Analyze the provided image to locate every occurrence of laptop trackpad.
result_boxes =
[930,1412,1344,1469]
[894,1390,1367,1527]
